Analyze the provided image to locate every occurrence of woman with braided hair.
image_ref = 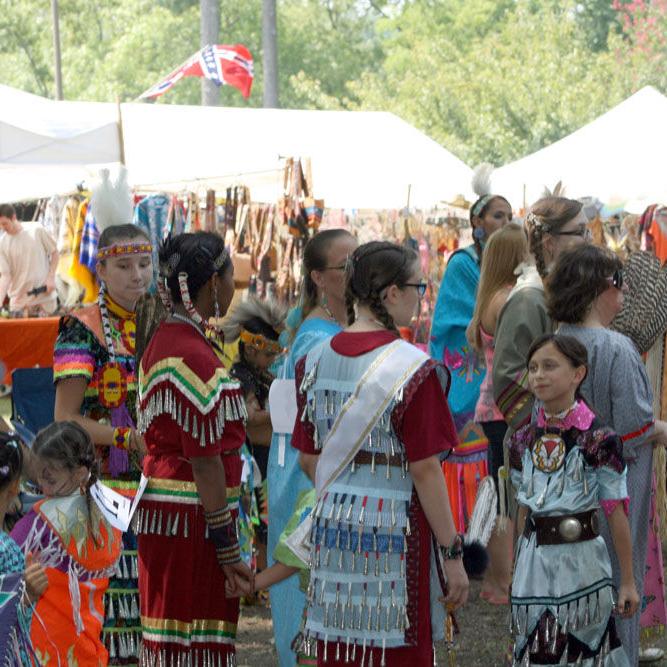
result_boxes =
[266,228,356,666]
[429,165,512,535]
[136,232,253,666]
[293,241,468,666]
[53,222,152,662]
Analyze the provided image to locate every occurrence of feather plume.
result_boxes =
[471,163,495,198]
[89,167,133,231]
[541,181,566,198]
[221,295,287,342]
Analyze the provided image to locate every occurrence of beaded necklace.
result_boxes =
[96,283,134,409]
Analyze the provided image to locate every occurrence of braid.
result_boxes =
[368,290,399,335]
[345,281,357,326]
[530,225,548,277]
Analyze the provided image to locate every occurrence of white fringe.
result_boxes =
[466,475,498,546]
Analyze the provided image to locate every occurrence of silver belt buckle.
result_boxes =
[558,517,582,542]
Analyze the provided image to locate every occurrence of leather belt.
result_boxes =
[523,509,599,546]
[353,450,404,468]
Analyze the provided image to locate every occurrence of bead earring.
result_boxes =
[214,285,221,320]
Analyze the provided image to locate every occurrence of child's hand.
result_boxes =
[24,553,48,603]
[616,582,639,618]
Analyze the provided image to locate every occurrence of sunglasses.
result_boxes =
[607,269,624,290]
[552,226,592,240]
[404,282,427,298]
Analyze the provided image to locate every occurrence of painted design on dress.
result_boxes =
[443,346,482,383]
[532,434,567,473]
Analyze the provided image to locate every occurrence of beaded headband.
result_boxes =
[471,194,495,218]
[97,242,153,262]
[239,329,282,355]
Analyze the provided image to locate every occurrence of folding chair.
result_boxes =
[11,367,56,435]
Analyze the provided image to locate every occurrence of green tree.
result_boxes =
[350,0,636,165]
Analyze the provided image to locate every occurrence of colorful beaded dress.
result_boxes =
[53,290,142,664]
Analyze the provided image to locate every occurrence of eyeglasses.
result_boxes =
[607,269,624,290]
[404,282,427,298]
[552,226,592,240]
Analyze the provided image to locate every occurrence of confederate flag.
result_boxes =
[140,44,254,100]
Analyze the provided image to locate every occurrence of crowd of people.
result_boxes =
[0,186,667,667]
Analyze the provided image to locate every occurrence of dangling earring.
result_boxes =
[320,293,335,321]
[214,283,221,319]
[473,226,486,240]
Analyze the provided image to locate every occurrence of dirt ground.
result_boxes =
[236,577,667,666]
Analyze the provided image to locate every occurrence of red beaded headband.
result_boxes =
[97,242,153,262]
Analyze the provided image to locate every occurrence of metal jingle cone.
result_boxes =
[550,619,559,654]
[531,630,539,653]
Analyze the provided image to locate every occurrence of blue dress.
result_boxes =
[429,246,487,528]
[509,403,630,666]
[267,317,342,666]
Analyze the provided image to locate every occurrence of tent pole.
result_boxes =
[116,98,126,166]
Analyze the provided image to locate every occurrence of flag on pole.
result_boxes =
[140,44,254,100]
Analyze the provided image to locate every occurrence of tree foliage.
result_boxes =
[0,0,665,166]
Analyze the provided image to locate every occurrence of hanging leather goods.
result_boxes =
[205,189,216,232]
[231,203,252,287]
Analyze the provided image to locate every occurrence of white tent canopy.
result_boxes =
[0,85,472,209]
[494,86,667,211]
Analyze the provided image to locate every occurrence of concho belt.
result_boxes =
[523,509,599,546]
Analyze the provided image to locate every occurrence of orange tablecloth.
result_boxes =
[0,317,60,385]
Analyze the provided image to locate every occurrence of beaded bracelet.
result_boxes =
[112,427,132,451]
[439,533,464,560]
[205,506,241,565]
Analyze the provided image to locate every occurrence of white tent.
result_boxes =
[494,86,667,210]
[0,85,472,209]
[0,85,121,202]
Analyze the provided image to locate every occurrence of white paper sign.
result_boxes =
[90,474,148,532]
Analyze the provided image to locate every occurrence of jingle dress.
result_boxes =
[267,316,342,666]
[136,320,247,667]
[11,493,122,665]
[292,330,459,666]
[430,246,488,531]
[53,293,143,664]
[509,401,629,666]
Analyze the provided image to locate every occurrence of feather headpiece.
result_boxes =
[221,296,287,343]
[89,167,133,231]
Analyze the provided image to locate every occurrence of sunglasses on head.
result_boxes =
[552,225,591,240]
[607,269,623,290]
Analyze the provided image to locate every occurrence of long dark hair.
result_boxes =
[345,241,418,335]
[470,195,512,258]
[159,232,232,304]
